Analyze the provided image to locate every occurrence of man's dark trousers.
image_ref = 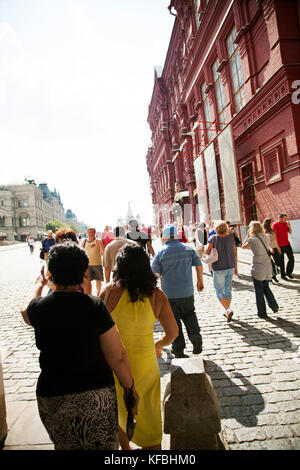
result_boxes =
[168,296,201,354]
[278,245,294,277]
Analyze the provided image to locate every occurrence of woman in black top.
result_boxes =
[21,242,138,450]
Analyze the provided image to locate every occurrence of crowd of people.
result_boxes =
[20,214,296,450]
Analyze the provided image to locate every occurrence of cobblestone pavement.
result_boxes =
[1,242,300,450]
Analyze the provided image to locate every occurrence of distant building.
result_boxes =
[117,216,125,226]
[146,0,300,250]
[126,202,134,224]
[0,180,84,241]
[115,203,143,228]
[65,209,87,235]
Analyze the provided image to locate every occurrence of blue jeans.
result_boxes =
[213,268,234,301]
[168,296,201,353]
[252,277,278,316]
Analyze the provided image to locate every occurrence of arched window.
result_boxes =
[19,214,30,227]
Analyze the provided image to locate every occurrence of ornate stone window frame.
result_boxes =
[261,140,283,186]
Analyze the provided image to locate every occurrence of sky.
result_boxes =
[0,0,175,229]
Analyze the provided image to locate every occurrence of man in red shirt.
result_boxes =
[272,214,294,280]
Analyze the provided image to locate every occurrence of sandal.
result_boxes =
[223,310,233,322]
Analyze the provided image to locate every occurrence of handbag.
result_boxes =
[203,237,218,264]
[40,249,45,260]
[256,236,279,277]
[124,387,136,440]
[271,258,280,276]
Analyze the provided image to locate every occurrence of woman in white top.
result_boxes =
[242,221,279,319]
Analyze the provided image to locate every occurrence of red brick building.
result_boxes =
[146,0,300,250]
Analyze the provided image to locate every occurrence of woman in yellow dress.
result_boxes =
[101,243,178,450]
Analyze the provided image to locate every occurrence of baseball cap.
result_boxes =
[162,224,178,239]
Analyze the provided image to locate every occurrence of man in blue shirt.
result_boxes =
[42,230,55,266]
[152,224,204,358]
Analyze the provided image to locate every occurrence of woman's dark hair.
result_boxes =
[55,228,78,244]
[263,218,274,234]
[113,243,157,302]
[48,242,89,286]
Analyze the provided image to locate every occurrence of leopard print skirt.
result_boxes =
[37,386,119,450]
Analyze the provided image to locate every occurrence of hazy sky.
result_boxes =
[0,0,174,229]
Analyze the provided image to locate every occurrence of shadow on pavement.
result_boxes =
[158,355,173,377]
[205,361,265,426]
[231,280,254,292]
[234,273,253,282]
[232,274,300,293]
[228,319,297,352]
[267,316,300,336]
[274,280,300,291]
[231,273,256,293]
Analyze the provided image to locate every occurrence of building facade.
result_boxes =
[65,209,88,236]
[0,181,78,241]
[146,0,300,250]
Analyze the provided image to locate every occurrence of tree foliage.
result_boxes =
[45,220,78,233]
[45,220,66,232]
[69,224,78,233]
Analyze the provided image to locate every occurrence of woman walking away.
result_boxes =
[242,221,279,319]
[205,220,237,322]
[101,243,178,450]
[28,237,35,254]
[262,218,281,283]
[21,242,138,450]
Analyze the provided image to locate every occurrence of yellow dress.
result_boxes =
[111,289,162,447]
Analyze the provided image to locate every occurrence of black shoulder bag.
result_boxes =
[256,236,279,277]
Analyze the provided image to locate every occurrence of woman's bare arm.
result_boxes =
[242,231,250,249]
[204,241,212,255]
[99,326,139,415]
[153,290,179,358]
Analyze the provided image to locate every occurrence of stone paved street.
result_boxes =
[193,264,300,450]
[1,241,300,450]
